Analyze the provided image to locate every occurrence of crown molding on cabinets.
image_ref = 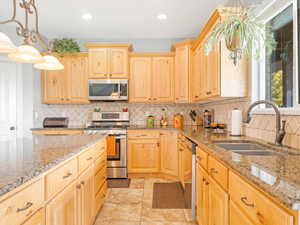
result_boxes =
[85,43,133,51]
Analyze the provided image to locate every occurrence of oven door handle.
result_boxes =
[109,135,126,139]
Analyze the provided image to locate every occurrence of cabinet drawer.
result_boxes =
[0,179,44,225]
[95,166,107,194]
[229,171,294,225]
[208,156,228,190]
[95,154,106,174]
[196,147,208,170]
[95,181,107,213]
[45,158,78,200]
[78,147,96,173]
[128,130,159,139]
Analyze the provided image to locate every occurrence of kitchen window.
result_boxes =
[253,0,299,110]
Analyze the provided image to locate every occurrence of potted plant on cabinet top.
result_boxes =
[51,38,80,55]
[205,6,277,65]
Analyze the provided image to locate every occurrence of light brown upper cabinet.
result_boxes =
[129,56,152,102]
[172,40,193,102]
[41,53,89,104]
[129,53,174,103]
[191,9,248,102]
[85,43,132,79]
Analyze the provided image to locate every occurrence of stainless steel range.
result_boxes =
[86,111,129,179]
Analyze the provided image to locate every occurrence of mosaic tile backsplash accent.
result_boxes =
[34,98,300,149]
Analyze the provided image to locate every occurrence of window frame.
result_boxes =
[252,0,299,112]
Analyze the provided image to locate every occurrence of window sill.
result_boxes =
[252,108,300,116]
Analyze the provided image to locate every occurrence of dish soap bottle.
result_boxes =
[160,108,168,127]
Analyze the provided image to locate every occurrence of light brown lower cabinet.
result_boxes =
[229,201,253,225]
[197,152,297,225]
[128,139,160,173]
[196,162,228,225]
[22,208,45,225]
[46,181,79,225]
[78,166,95,225]
[208,177,229,225]
[196,165,209,225]
[160,131,179,177]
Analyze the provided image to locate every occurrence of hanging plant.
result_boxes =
[51,38,80,54]
[205,8,277,65]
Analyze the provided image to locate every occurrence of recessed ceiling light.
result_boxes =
[157,13,167,20]
[82,13,92,21]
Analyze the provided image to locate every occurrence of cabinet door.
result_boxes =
[67,56,89,103]
[229,201,253,225]
[129,57,152,102]
[151,57,174,102]
[89,48,108,78]
[175,46,190,102]
[197,165,209,225]
[128,139,160,173]
[199,45,208,100]
[46,182,79,225]
[160,131,179,177]
[206,44,220,98]
[42,57,66,104]
[22,208,45,225]
[109,48,128,78]
[78,166,95,225]
[209,178,229,225]
[191,48,202,102]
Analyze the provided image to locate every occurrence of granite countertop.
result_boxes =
[179,126,300,211]
[0,133,105,197]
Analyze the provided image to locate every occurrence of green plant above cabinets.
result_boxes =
[52,38,81,54]
[205,7,277,65]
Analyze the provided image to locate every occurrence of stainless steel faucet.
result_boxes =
[244,100,286,146]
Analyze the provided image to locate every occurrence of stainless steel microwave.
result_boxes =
[88,79,128,101]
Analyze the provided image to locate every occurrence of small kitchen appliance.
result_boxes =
[43,117,69,128]
[89,79,128,101]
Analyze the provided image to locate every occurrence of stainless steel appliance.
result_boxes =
[89,79,128,101]
[86,112,129,178]
[43,117,69,128]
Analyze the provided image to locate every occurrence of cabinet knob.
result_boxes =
[148,98,152,100]
[206,91,212,95]
[81,181,85,185]
[76,185,81,189]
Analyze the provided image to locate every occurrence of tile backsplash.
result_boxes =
[34,103,203,127]
[34,98,300,149]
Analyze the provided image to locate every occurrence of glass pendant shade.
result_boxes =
[34,55,64,70]
[0,32,17,53]
[8,45,44,63]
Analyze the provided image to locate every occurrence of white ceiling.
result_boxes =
[1,0,228,40]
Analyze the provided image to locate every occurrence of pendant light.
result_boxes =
[8,45,44,64]
[0,0,63,70]
[34,55,64,70]
[0,32,17,53]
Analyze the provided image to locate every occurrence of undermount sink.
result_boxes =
[213,141,282,156]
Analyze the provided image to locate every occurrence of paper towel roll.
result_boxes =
[231,109,242,136]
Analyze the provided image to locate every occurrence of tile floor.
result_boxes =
[94,178,197,225]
